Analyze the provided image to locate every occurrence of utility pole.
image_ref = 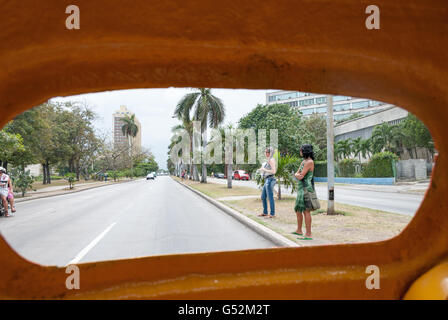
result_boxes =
[326,95,335,215]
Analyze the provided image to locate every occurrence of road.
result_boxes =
[0,176,275,267]
[209,178,424,215]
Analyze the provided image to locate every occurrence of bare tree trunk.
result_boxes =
[278,182,282,200]
[42,163,47,185]
[201,129,207,183]
[45,161,51,184]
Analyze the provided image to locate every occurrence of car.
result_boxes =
[146,173,155,180]
[233,170,250,180]
[214,172,225,179]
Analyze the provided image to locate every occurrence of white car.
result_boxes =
[146,173,155,180]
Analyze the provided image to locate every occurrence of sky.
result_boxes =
[51,88,272,169]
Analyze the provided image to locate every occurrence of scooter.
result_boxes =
[0,197,11,217]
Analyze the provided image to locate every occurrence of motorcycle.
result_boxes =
[0,197,10,217]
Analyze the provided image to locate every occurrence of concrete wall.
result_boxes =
[314,177,395,185]
[334,106,409,141]
[396,159,428,180]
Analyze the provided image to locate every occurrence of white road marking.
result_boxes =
[66,222,116,266]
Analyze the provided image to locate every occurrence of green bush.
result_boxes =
[362,152,398,178]
[285,158,301,175]
[338,159,360,177]
[11,168,35,197]
[314,161,327,177]
[64,172,76,189]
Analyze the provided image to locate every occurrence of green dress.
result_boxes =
[294,162,315,213]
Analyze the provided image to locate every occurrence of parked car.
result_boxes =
[146,173,155,180]
[233,170,250,180]
[214,172,225,179]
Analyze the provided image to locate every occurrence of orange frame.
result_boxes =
[0,0,447,299]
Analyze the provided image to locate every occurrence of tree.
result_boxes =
[121,114,139,178]
[399,114,433,159]
[335,139,352,159]
[301,114,327,160]
[173,97,199,181]
[273,152,299,200]
[239,103,308,157]
[351,137,363,161]
[370,122,402,155]
[10,168,35,197]
[175,88,226,183]
[359,138,372,160]
[0,130,25,169]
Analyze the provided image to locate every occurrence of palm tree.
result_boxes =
[371,122,402,155]
[173,98,199,181]
[359,139,372,160]
[175,88,225,183]
[351,137,363,161]
[121,114,139,178]
[274,152,299,200]
[335,139,352,159]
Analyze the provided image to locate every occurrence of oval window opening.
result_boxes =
[0,88,435,266]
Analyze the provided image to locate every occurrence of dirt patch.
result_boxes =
[221,197,412,245]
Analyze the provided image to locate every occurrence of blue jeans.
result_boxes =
[261,177,276,216]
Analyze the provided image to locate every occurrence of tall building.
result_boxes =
[266,90,391,122]
[113,105,142,154]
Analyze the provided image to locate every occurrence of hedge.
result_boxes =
[314,161,327,177]
[338,159,360,177]
[362,152,398,178]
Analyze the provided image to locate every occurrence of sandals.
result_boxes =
[298,236,313,240]
[291,232,303,236]
[258,214,268,217]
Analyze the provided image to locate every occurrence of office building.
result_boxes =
[266,90,391,122]
[113,105,142,154]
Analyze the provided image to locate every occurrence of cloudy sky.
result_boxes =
[52,88,273,169]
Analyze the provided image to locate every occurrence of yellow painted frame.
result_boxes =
[0,0,447,299]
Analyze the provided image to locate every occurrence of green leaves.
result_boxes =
[10,168,35,197]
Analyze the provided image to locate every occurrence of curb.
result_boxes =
[172,178,300,248]
[14,179,138,203]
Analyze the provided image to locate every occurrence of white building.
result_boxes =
[266,90,390,122]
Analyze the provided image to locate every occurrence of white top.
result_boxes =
[0,173,10,189]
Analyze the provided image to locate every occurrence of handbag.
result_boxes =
[302,180,321,211]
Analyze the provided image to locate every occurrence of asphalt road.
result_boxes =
[0,177,275,267]
[209,178,424,215]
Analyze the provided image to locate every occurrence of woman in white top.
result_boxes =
[0,167,12,217]
[258,147,277,218]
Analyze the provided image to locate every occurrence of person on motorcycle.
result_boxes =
[0,167,12,217]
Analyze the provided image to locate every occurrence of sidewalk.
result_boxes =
[14,179,135,203]
[210,177,430,195]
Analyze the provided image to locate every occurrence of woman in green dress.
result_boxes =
[293,144,315,240]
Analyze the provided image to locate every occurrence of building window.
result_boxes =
[369,100,382,107]
[352,101,369,109]
[299,98,315,106]
[300,108,315,115]
[333,95,350,102]
[334,103,350,112]
[316,97,327,104]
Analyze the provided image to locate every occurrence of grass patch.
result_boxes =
[173,176,260,198]
[174,175,413,245]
